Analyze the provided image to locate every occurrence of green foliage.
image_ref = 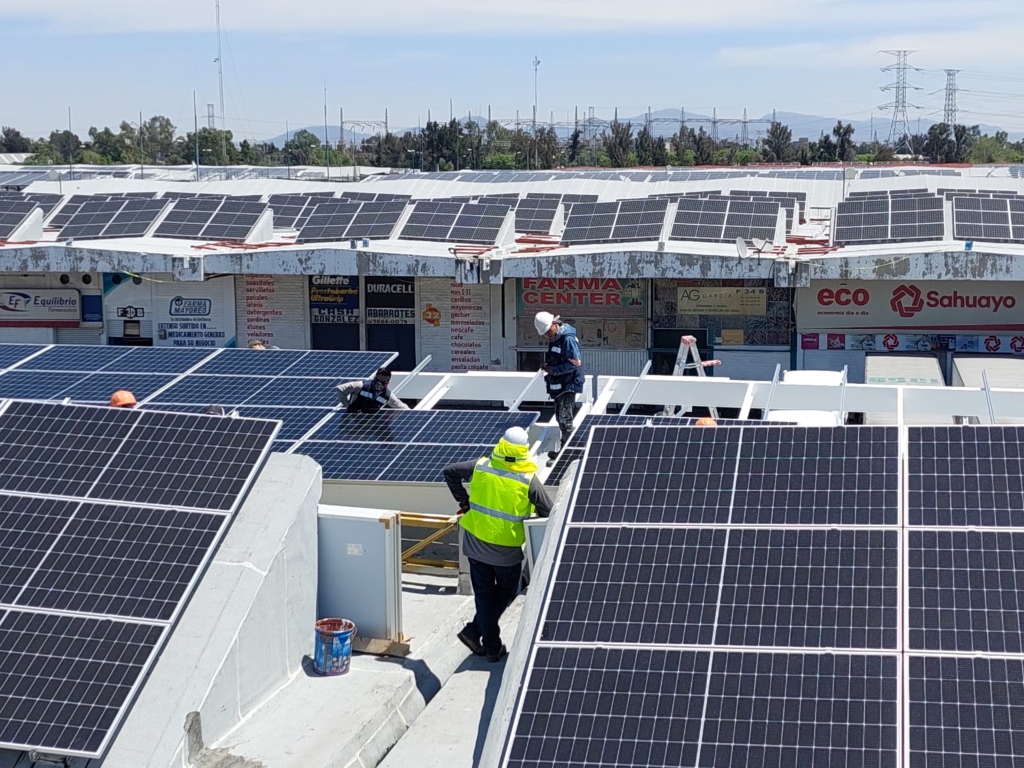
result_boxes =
[0,126,31,153]
[832,121,855,162]
[603,120,633,167]
[482,152,517,169]
[759,121,793,162]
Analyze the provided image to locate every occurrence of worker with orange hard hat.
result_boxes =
[109,390,137,408]
[695,417,718,427]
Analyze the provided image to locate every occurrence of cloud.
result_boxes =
[718,13,1024,70]
[0,0,927,35]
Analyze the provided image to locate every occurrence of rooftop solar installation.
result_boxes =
[0,198,39,240]
[267,194,320,229]
[399,200,511,244]
[952,195,1024,243]
[835,194,945,245]
[296,200,405,244]
[670,196,781,243]
[0,400,277,757]
[559,198,669,244]
[60,198,169,240]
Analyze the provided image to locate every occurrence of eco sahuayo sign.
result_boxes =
[798,280,1024,331]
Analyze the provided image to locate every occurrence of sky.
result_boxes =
[3,0,1024,143]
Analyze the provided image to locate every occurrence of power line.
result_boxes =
[879,50,922,152]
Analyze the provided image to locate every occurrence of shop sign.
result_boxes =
[0,289,80,327]
[103,273,235,347]
[799,280,1024,330]
[676,286,767,316]
[366,277,416,325]
[517,278,647,318]
[801,332,1024,355]
[308,275,360,324]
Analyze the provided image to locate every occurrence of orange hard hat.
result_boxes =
[695,417,718,427]
[110,390,137,408]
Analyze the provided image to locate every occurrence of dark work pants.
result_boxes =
[465,558,522,654]
[553,391,578,447]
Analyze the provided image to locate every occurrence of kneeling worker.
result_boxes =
[336,367,410,413]
[444,427,552,662]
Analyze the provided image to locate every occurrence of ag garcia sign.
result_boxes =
[0,289,80,327]
[798,280,1024,331]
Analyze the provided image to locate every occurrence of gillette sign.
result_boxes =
[799,280,1024,331]
[0,289,80,326]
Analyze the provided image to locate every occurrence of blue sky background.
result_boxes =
[2,0,1023,142]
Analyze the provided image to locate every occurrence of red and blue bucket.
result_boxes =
[313,618,356,676]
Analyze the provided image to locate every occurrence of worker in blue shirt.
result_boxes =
[534,312,584,462]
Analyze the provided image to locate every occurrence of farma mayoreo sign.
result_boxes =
[517,278,648,318]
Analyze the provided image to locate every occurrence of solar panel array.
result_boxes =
[297,409,539,483]
[0,344,541,485]
[296,199,407,243]
[560,198,669,245]
[154,198,268,242]
[267,194,322,230]
[500,422,1024,767]
[0,191,63,217]
[834,194,945,245]
[0,198,39,240]
[0,399,278,757]
[400,200,512,244]
[670,196,781,243]
[952,196,1024,243]
[60,197,169,240]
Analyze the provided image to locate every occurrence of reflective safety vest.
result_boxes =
[461,456,535,547]
[347,380,390,413]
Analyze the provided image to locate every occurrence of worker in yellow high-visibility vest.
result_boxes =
[443,426,552,662]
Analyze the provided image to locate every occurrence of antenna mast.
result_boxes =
[215,0,228,166]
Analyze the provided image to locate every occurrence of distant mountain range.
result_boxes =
[265,110,1021,147]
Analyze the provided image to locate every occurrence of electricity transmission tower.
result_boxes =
[879,50,921,153]
[944,69,961,127]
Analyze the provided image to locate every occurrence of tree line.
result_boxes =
[2,115,1022,169]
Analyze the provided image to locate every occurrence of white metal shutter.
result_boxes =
[0,328,53,344]
[586,349,649,376]
[715,349,791,381]
[56,328,103,345]
[802,349,866,383]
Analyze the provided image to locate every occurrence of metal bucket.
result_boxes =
[313,618,356,676]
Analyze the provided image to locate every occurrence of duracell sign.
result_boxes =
[365,277,415,308]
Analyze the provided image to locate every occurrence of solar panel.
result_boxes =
[0,610,165,755]
[0,370,92,400]
[506,648,898,768]
[14,503,224,621]
[242,376,340,407]
[559,201,618,244]
[87,409,278,510]
[909,656,1024,767]
[419,410,537,444]
[400,200,511,244]
[63,373,177,403]
[278,350,397,379]
[308,410,439,443]
[299,441,405,481]
[99,347,216,374]
[294,200,360,243]
[153,197,222,239]
[17,345,133,372]
[342,200,406,240]
[199,199,268,242]
[909,529,1024,653]
[57,198,126,239]
[0,198,39,240]
[379,444,492,483]
[191,348,308,376]
[514,196,559,234]
[49,195,108,230]
[268,194,319,229]
[231,407,333,441]
[0,495,81,604]
[735,426,899,525]
[147,375,275,406]
[571,425,740,524]
[908,426,1024,526]
[0,344,44,369]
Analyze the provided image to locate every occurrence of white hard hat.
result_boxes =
[503,426,530,446]
[534,311,558,335]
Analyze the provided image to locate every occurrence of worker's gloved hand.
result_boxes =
[458,502,470,515]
